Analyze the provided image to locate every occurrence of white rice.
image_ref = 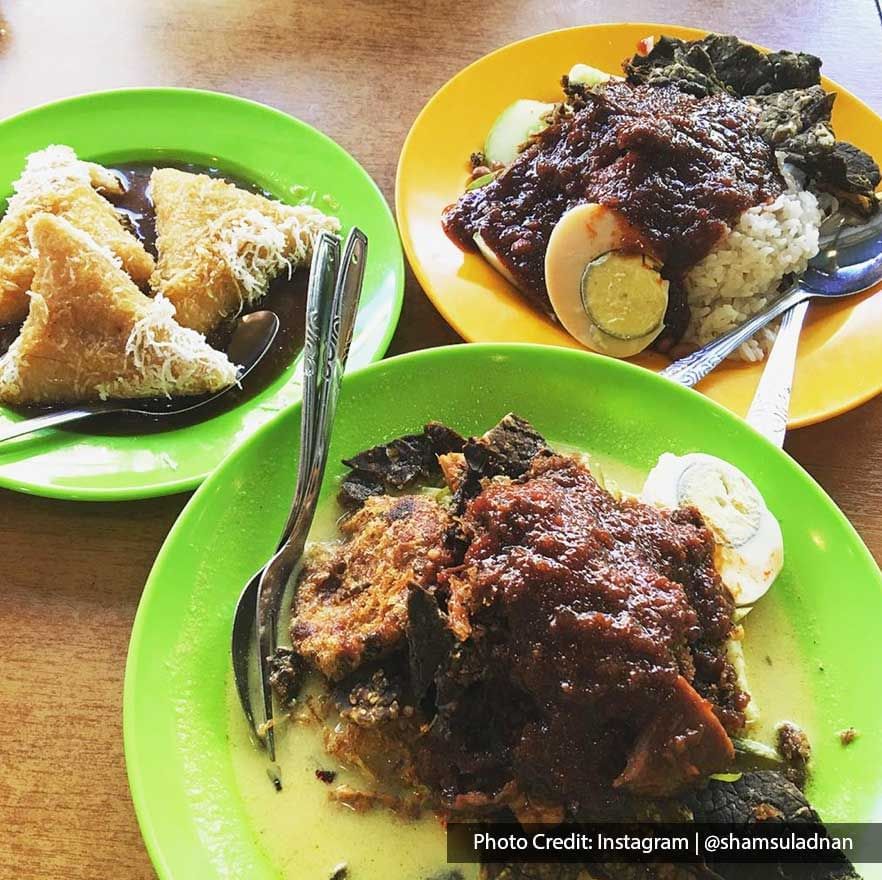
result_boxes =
[683,176,822,362]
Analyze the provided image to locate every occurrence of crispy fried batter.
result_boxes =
[291,494,454,681]
[149,168,339,333]
[0,145,154,324]
[0,214,236,405]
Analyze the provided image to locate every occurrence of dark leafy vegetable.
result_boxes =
[687,772,860,879]
[338,422,465,508]
[624,33,821,99]
[624,33,879,207]
[406,584,453,701]
[454,413,551,507]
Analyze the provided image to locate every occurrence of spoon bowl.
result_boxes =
[0,310,280,443]
[802,222,882,296]
[661,217,882,388]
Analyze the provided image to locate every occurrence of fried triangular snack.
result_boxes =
[0,145,155,324]
[0,214,237,406]
[150,167,339,333]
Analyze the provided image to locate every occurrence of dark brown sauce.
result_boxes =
[0,160,308,435]
[424,453,743,808]
[443,82,784,338]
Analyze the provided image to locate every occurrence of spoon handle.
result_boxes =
[0,407,98,443]
[256,228,367,760]
[660,286,808,387]
[745,299,810,448]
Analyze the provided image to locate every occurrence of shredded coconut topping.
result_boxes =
[0,331,25,393]
[10,145,93,207]
[215,204,340,309]
[116,294,239,399]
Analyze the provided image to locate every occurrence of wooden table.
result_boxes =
[0,2,880,876]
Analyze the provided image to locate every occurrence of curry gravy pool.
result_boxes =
[226,450,814,879]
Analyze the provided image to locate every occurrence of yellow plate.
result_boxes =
[396,23,882,427]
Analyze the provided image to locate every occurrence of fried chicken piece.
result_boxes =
[0,214,237,405]
[149,168,340,333]
[614,675,735,796]
[0,145,154,324]
[291,494,453,680]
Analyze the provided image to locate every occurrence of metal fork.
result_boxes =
[231,227,367,759]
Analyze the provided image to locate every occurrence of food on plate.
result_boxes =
[0,214,236,405]
[544,203,668,356]
[267,414,809,841]
[642,452,784,607]
[258,415,857,876]
[566,62,617,90]
[149,168,340,333]
[0,145,154,324]
[291,493,455,681]
[483,99,557,167]
[442,33,880,361]
[0,145,339,410]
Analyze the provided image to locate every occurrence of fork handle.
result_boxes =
[0,407,97,442]
[745,299,810,448]
[256,229,367,760]
[660,286,809,387]
[264,231,367,586]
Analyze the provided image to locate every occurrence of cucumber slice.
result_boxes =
[581,252,668,340]
[465,171,498,191]
[484,99,556,167]
[567,63,614,89]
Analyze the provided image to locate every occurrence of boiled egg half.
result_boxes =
[545,203,669,357]
[641,453,783,607]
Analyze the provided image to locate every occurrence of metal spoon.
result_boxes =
[745,222,882,446]
[660,222,882,389]
[231,228,367,761]
[0,310,280,443]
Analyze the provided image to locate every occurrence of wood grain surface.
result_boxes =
[1,2,881,877]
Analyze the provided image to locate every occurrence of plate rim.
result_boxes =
[395,21,882,430]
[0,86,404,501]
[124,341,882,879]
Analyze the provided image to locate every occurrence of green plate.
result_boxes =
[0,88,403,500]
[125,344,882,879]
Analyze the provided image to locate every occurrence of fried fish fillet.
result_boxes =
[0,145,154,324]
[149,168,340,333]
[0,214,238,406]
[291,494,454,681]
